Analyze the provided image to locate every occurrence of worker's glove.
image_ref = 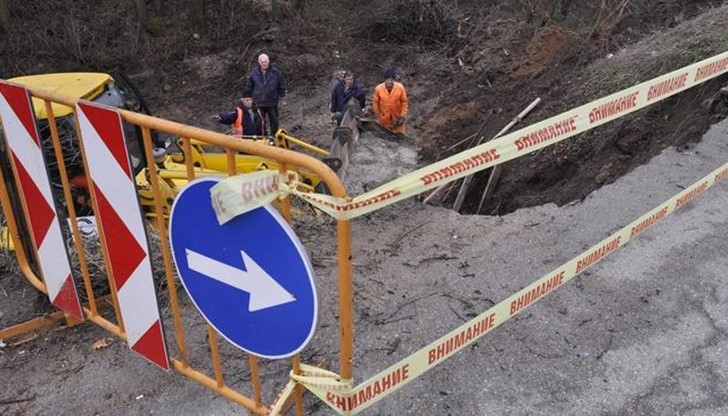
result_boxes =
[211,114,221,122]
[391,117,405,128]
[331,112,342,125]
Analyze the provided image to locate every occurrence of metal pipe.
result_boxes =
[182,137,195,180]
[291,355,305,415]
[0,152,46,293]
[72,110,126,332]
[44,99,98,316]
[336,219,354,380]
[0,310,66,339]
[172,359,268,415]
[141,126,190,364]
[278,132,330,156]
[208,326,225,388]
[248,355,263,406]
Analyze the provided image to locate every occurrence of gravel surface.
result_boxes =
[1,121,727,416]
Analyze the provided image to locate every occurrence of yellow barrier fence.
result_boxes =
[0,82,354,414]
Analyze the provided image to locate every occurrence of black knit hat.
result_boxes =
[383,68,396,80]
[242,89,253,98]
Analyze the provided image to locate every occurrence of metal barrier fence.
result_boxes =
[0,82,355,414]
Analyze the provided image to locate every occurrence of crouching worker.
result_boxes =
[331,71,366,124]
[211,91,267,137]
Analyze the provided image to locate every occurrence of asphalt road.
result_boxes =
[346,117,728,415]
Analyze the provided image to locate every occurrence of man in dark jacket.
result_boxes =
[246,53,286,136]
[211,91,266,137]
[330,71,366,118]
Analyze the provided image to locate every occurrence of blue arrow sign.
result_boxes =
[169,177,318,359]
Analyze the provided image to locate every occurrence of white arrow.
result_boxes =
[185,248,296,312]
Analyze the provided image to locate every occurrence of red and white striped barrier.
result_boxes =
[76,101,170,370]
[0,81,83,320]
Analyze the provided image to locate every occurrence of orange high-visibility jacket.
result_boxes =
[233,107,245,137]
[373,82,409,133]
[232,107,266,137]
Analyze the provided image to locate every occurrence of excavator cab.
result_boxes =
[0,71,165,254]
[0,71,159,215]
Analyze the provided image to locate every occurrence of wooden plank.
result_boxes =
[452,98,541,212]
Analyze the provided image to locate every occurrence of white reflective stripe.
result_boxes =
[37,221,71,297]
[116,257,158,345]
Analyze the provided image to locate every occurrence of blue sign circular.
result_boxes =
[169,177,318,359]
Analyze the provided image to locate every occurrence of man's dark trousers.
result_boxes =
[260,106,279,136]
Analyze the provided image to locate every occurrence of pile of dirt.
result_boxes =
[511,25,578,79]
[478,4,728,214]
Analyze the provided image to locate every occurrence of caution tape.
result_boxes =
[268,364,351,415]
[267,380,296,416]
[212,52,728,223]
[289,364,351,390]
[291,161,728,415]
[211,170,298,224]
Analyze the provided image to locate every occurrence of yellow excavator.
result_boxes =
[0,70,334,250]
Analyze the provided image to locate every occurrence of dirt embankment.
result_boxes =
[492,18,728,213]
[415,1,728,214]
[0,0,727,213]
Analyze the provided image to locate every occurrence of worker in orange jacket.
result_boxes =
[373,68,409,134]
[211,91,266,137]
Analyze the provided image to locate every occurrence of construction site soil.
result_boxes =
[2,1,728,415]
[2,1,727,214]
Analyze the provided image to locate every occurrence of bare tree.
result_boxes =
[152,0,163,14]
[134,0,148,23]
[189,0,206,36]
[0,0,9,35]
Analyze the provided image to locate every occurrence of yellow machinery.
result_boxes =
[0,71,332,248]
[136,135,329,218]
